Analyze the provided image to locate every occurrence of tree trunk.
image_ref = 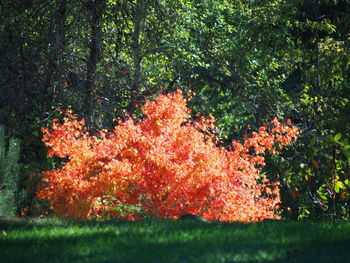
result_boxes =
[128,0,147,115]
[44,0,67,113]
[86,0,103,125]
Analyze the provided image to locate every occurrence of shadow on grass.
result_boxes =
[1,218,350,263]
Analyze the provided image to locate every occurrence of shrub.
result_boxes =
[0,125,21,216]
[38,90,299,222]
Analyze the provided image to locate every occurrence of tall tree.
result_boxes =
[85,0,104,124]
[44,0,67,112]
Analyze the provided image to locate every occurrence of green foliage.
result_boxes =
[181,0,298,139]
[0,126,21,216]
[266,132,350,220]
[97,195,143,219]
[273,0,350,220]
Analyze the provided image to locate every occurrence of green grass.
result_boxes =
[1,217,350,263]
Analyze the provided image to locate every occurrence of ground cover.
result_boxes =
[1,217,349,263]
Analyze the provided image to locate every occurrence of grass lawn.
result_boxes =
[1,217,350,263]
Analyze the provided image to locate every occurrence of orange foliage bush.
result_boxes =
[37,90,300,222]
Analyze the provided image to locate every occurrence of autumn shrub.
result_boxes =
[37,90,300,222]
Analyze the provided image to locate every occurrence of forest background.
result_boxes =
[0,0,349,220]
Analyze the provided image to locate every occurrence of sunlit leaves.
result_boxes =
[38,90,299,222]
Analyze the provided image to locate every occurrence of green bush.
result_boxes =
[0,125,21,216]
